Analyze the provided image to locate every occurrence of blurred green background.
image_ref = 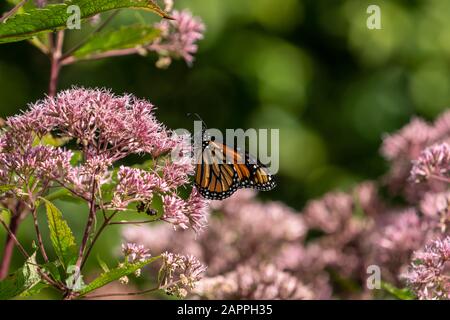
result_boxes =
[1,0,450,297]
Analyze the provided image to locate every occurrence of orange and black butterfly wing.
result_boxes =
[194,141,240,200]
[233,152,276,192]
[194,140,276,200]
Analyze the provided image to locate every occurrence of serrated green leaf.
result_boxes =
[41,198,78,270]
[0,0,171,44]
[79,256,160,296]
[381,281,416,300]
[74,24,160,58]
[0,253,41,300]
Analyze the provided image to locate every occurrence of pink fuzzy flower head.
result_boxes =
[162,194,190,230]
[194,264,314,300]
[420,192,450,233]
[381,118,435,161]
[112,166,161,209]
[1,88,207,231]
[404,237,450,300]
[374,209,426,260]
[433,110,450,140]
[162,188,209,233]
[159,252,207,298]
[150,10,205,67]
[122,243,151,263]
[304,192,354,234]
[410,143,450,183]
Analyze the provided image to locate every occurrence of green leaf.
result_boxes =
[0,208,12,225]
[79,256,160,296]
[41,261,62,282]
[381,282,416,300]
[0,0,171,44]
[41,198,78,270]
[70,150,83,166]
[74,24,161,58]
[0,184,16,194]
[0,253,41,300]
[45,188,83,203]
[19,282,50,298]
[97,255,110,273]
[34,133,70,147]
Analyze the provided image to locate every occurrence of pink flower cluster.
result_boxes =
[123,134,450,299]
[159,251,207,298]
[122,243,152,263]
[381,111,450,202]
[410,143,450,183]
[403,237,450,300]
[123,189,341,299]
[0,88,208,232]
[194,264,313,300]
[150,6,205,67]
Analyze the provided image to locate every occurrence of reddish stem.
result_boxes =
[75,180,98,270]
[0,213,22,279]
[0,0,27,23]
[48,31,65,97]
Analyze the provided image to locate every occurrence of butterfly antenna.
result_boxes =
[187,113,208,129]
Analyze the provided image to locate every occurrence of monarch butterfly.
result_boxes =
[192,120,276,200]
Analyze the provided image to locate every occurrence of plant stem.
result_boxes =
[0,202,26,279]
[61,47,143,66]
[83,279,181,299]
[0,214,22,279]
[0,214,29,271]
[80,210,118,271]
[62,10,120,59]
[48,31,65,97]
[0,216,66,290]
[84,286,160,299]
[109,219,157,225]
[30,205,49,263]
[75,180,98,270]
[0,0,27,23]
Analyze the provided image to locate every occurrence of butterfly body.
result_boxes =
[194,134,276,200]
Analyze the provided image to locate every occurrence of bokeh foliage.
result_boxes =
[1,0,449,298]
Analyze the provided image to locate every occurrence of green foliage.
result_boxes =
[0,208,12,224]
[45,188,83,203]
[74,24,161,58]
[19,282,50,298]
[41,198,79,270]
[34,133,70,147]
[0,184,15,194]
[0,0,170,44]
[41,261,62,282]
[381,282,416,300]
[97,255,110,273]
[0,253,41,300]
[79,256,160,296]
